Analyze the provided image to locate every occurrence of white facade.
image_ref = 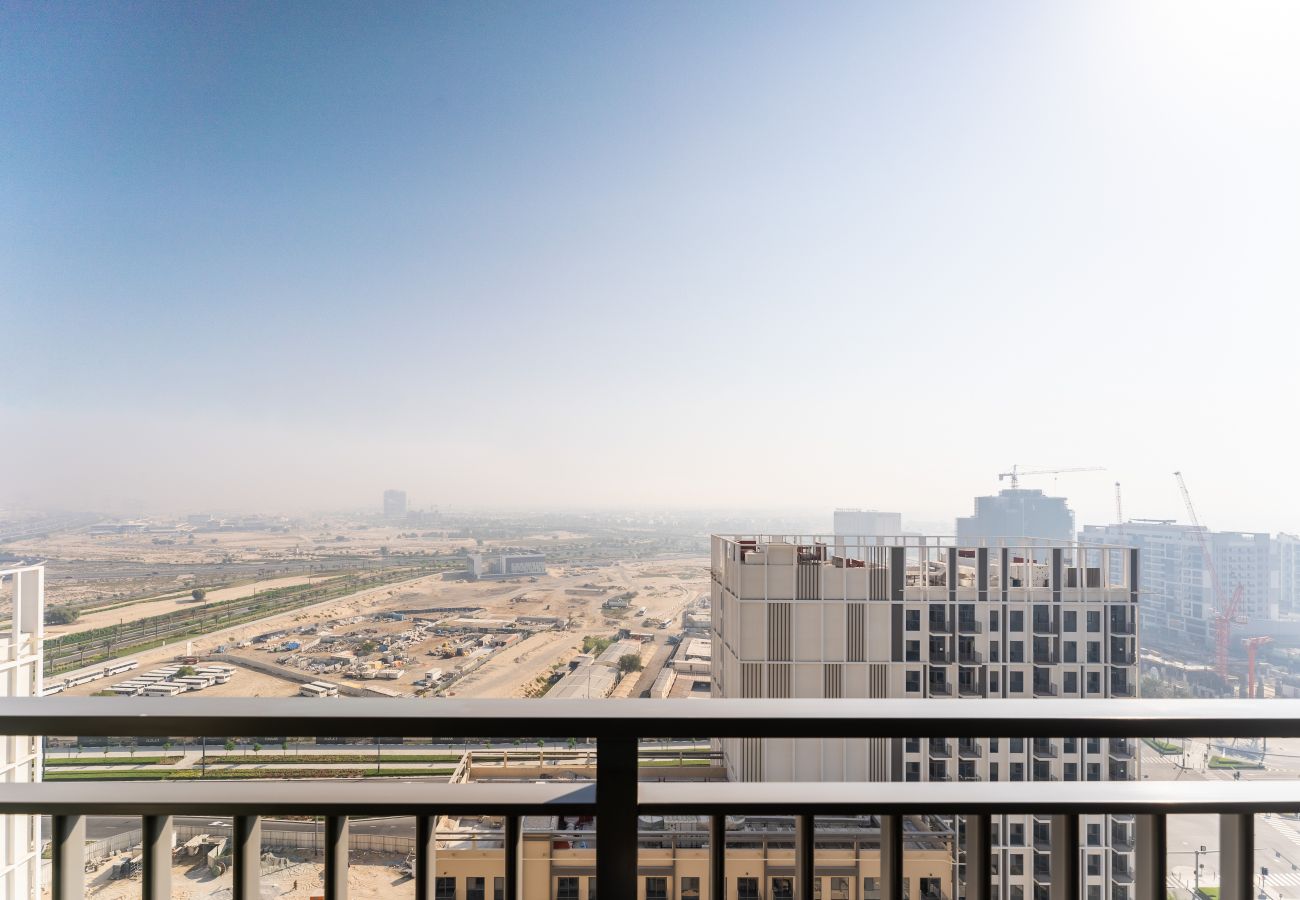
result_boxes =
[0,565,42,900]
[1274,533,1300,617]
[711,536,1139,900]
[833,509,903,538]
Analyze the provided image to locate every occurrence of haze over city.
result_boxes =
[4,2,1299,528]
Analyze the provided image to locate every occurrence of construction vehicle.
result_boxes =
[1174,471,1246,681]
[997,465,1104,489]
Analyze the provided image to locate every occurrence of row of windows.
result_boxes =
[906,607,1116,633]
[905,759,1107,781]
[904,639,1115,663]
[430,874,946,900]
[904,669,1118,694]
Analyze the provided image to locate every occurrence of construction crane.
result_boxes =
[998,465,1105,489]
[1243,636,1273,699]
[1115,482,1124,531]
[1174,471,1245,680]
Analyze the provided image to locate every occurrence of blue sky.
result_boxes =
[3,2,1299,527]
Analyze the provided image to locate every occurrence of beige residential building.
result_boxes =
[711,535,1140,900]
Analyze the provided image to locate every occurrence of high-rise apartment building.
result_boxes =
[711,535,1139,900]
[957,489,1074,545]
[0,565,43,900]
[834,509,903,538]
[383,489,408,519]
[1081,522,1273,653]
[1273,533,1300,617]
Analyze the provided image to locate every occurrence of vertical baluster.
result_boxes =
[50,815,86,900]
[141,815,173,900]
[416,815,437,900]
[710,814,726,900]
[597,735,638,899]
[796,814,815,899]
[504,814,523,900]
[233,815,261,900]
[1136,814,1167,900]
[881,814,905,900]
[1221,814,1254,900]
[965,815,992,900]
[1050,814,1079,900]
[325,815,349,900]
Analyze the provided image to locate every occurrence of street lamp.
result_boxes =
[1195,845,1208,897]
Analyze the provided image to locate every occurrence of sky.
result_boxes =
[2,2,1299,530]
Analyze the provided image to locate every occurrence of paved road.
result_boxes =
[42,815,423,841]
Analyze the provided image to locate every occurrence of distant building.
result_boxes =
[466,552,546,581]
[1082,522,1274,653]
[383,489,407,519]
[833,509,901,538]
[1,565,43,900]
[956,488,1073,544]
[1274,533,1300,616]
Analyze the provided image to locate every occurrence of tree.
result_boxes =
[224,739,236,753]
[45,607,79,625]
[177,665,197,677]
[379,546,390,557]
[191,588,207,602]
[617,653,643,674]
[252,743,263,756]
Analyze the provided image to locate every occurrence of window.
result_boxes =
[1063,641,1077,663]
[1010,641,1024,663]
[906,761,921,781]
[1010,671,1024,693]
[990,610,1000,630]
[1087,824,1101,846]
[1086,738,1101,754]
[1087,641,1101,663]
[1087,611,1101,632]
[906,670,921,693]
[1064,672,1078,693]
[989,671,999,692]
[921,878,943,900]
[865,878,882,900]
[1087,672,1101,694]
[830,877,851,900]
[773,877,795,899]
[468,876,486,900]
[1087,853,1101,876]
[1087,763,1101,781]
[1010,853,1024,875]
[906,737,920,753]
[990,640,1000,663]
[1064,762,1078,781]
[1064,737,1077,753]
[682,877,701,900]
[906,639,921,662]
[906,610,921,631]
[1010,738,1023,753]
[1064,611,1077,632]
[990,762,999,781]
[1010,610,1024,631]
[646,876,668,900]
[556,877,580,900]
[1009,823,1025,846]
[435,877,456,900]
[739,879,761,900]
[1088,887,1102,900]
[496,877,506,900]
[1011,762,1024,781]
[588,877,597,900]
[989,738,999,752]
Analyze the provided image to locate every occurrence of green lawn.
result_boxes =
[44,767,454,782]
[45,756,181,767]
[1208,756,1263,770]
[1143,738,1183,755]
[203,753,463,765]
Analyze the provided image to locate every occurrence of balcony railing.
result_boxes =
[4,697,1300,900]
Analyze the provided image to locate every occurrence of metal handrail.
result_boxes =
[10,698,1298,900]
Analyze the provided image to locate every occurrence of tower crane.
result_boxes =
[1243,636,1273,699]
[1174,471,1245,680]
[998,465,1105,489]
[1115,482,1124,532]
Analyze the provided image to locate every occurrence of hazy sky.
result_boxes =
[3,3,1299,530]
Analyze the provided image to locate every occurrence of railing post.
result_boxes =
[1136,814,1166,900]
[141,815,173,900]
[50,815,86,900]
[416,815,437,900]
[325,815,349,900]
[233,815,261,900]
[881,814,904,900]
[1221,814,1254,900]
[710,814,727,900]
[504,813,523,900]
[796,814,815,899]
[965,815,991,900]
[597,735,638,899]
[1049,814,1079,900]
